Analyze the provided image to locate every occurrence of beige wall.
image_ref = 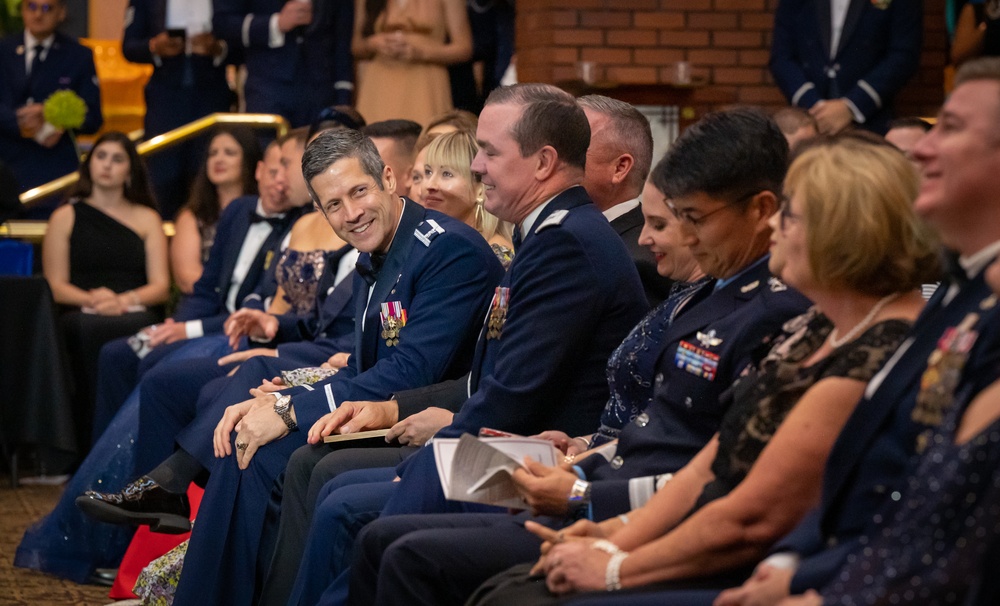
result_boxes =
[88,0,128,39]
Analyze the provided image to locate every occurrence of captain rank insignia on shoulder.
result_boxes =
[487,286,510,340]
[380,301,407,347]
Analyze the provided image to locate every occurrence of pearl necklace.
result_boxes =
[828,293,900,348]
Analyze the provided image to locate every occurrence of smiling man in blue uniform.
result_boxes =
[343,108,813,606]
[79,128,504,606]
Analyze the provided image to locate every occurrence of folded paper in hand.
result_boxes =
[433,433,559,509]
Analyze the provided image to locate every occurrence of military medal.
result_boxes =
[487,287,510,340]
[675,340,720,381]
[380,301,407,346]
[912,312,980,450]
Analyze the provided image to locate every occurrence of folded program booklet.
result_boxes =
[433,434,560,509]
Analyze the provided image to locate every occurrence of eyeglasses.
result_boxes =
[24,1,57,13]
[778,197,802,231]
[667,191,760,229]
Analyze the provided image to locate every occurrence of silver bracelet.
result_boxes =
[605,551,628,591]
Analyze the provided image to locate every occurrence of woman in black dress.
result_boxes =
[42,131,170,455]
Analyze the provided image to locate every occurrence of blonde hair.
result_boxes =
[424,131,513,242]
[785,136,941,296]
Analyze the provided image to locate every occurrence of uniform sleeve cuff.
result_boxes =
[324,382,337,412]
[791,82,816,107]
[268,14,285,48]
[843,97,866,123]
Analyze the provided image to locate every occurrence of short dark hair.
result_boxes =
[651,107,788,202]
[302,129,386,203]
[71,131,158,211]
[887,117,932,132]
[578,94,653,190]
[955,56,1000,87]
[278,126,310,150]
[309,105,367,140]
[361,119,423,158]
[485,83,590,169]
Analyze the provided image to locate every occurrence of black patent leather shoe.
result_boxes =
[75,476,191,534]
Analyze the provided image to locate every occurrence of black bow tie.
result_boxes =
[356,253,387,286]
[512,227,523,251]
[940,248,968,287]
[250,211,287,228]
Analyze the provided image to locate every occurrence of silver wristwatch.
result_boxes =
[272,393,297,431]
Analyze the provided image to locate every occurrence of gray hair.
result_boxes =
[302,129,385,203]
[578,94,653,191]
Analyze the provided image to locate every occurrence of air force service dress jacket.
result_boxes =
[580,261,812,520]
[277,197,505,429]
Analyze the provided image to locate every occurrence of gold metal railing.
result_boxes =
[17,112,290,207]
[0,220,175,242]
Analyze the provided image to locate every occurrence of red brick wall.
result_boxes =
[517,0,946,121]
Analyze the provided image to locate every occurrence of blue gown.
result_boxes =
[817,403,1000,605]
[13,250,329,583]
[13,336,230,583]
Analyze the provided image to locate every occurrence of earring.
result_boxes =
[475,201,485,230]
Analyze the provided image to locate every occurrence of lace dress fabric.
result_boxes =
[694,311,911,508]
[490,243,514,270]
[276,249,327,316]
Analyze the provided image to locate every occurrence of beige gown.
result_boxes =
[356,0,453,126]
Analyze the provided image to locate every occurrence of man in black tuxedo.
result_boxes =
[578,94,673,307]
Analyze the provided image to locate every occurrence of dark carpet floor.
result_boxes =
[0,479,111,605]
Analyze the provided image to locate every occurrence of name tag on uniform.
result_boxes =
[675,340,719,380]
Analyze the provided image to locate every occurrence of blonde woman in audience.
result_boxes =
[408,110,478,201]
[170,126,262,294]
[467,136,940,606]
[420,130,513,266]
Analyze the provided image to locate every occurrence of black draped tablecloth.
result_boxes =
[0,276,77,460]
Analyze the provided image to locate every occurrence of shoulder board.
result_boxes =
[413,219,446,247]
[534,209,569,233]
